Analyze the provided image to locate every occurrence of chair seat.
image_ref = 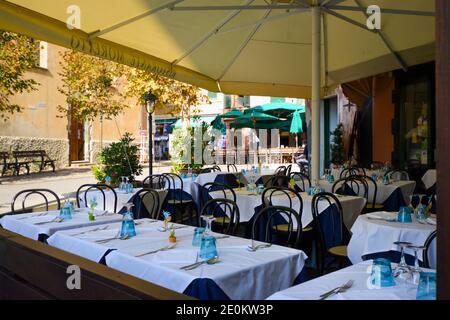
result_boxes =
[328,245,348,257]
[365,203,384,209]
[213,216,231,224]
[167,199,193,204]
[272,224,313,232]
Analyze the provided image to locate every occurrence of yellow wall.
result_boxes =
[0,43,68,139]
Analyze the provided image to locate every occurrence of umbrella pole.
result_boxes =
[311,6,321,183]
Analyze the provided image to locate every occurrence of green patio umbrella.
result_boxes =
[211,116,226,135]
[290,110,304,151]
[289,111,304,134]
[220,109,244,119]
[230,110,280,129]
[252,102,306,118]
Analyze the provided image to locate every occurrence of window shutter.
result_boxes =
[243,96,251,106]
[39,41,48,69]
[224,95,232,107]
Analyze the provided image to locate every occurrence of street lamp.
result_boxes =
[143,91,157,176]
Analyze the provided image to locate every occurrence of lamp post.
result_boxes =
[144,91,157,176]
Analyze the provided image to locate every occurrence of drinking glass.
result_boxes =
[397,206,412,223]
[59,206,72,220]
[415,204,427,221]
[416,272,436,300]
[199,235,218,260]
[370,258,395,288]
[192,227,205,247]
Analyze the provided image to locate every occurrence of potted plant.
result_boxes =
[330,123,346,168]
[92,132,143,186]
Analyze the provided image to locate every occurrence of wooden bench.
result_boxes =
[11,150,56,175]
[0,151,16,176]
[0,228,192,300]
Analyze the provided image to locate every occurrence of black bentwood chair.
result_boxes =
[76,184,117,213]
[131,188,161,219]
[11,189,61,214]
[251,205,302,248]
[311,192,349,275]
[199,198,240,235]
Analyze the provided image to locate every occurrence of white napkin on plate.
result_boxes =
[366,212,397,221]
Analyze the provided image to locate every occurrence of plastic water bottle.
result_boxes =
[120,203,136,238]
[60,199,73,220]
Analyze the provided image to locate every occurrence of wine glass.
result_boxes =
[393,241,412,279]
[407,245,427,284]
[201,215,215,235]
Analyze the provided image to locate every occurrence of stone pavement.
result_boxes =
[0,163,172,215]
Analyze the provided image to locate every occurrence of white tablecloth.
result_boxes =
[422,169,436,190]
[209,190,366,229]
[267,260,435,300]
[0,208,123,241]
[319,179,416,205]
[47,219,307,300]
[348,212,436,267]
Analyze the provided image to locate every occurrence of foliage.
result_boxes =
[91,164,106,182]
[331,123,346,166]
[170,122,214,173]
[0,31,39,120]
[94,132,143,184]
[57,50,129,122]
[124,68,210,115]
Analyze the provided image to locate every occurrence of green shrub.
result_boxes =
[94,132,143,185]
[91,164,106,182]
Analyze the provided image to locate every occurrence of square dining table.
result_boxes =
[0,208,123,242]
[267,260,436,300]
[47,219,307,300]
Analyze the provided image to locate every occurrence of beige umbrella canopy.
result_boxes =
[0,0,435,179]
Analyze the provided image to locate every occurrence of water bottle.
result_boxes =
[120,203,136,238]
[60,199,73,220]
[188,166,192,178]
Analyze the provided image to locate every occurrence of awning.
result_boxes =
[155,118,177,125]
[0,1,435,99]
[171,116,216,129]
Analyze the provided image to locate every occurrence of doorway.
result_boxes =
[394,63,435,171]
[69,117,85,161]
